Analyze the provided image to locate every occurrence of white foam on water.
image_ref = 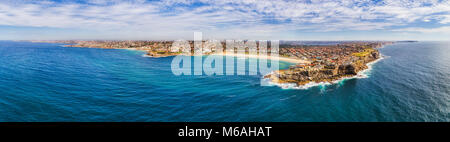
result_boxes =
[142,54,152,57]
[263,55,385,90]
[262,77,332,90]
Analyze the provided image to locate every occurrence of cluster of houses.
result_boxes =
[48,40,390,63]
[281,42,390,71]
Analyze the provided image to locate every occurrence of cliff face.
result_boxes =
[266,49,380,85]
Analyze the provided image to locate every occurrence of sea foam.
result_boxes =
[263,55,384,90]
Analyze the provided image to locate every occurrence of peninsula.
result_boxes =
[30,40,393,87]
[268,42,392,86]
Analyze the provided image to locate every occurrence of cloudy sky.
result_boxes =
[0,0,449,40]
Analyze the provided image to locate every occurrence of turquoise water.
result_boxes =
[0,41,449,122]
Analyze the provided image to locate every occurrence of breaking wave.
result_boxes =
[263,55,385,90]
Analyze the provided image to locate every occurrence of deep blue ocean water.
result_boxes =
[0,41,449,122]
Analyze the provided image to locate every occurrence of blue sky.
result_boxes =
[0,0,449,40]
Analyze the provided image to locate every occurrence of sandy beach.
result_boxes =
[67,46,310,64]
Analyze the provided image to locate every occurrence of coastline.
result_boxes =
[61,45,308,64]
[211,53,310,64]
[263,54,385,90]
[60,42,385,90]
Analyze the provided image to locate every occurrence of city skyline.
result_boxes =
[1,0,450,41]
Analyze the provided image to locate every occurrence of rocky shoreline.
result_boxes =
[264,48,381,87]
[30,40,391,88]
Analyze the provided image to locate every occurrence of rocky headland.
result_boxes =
[30,40,392,87]
[265,48,381,86]
[264,40,394,88]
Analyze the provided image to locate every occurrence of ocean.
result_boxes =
[0,41,448,122]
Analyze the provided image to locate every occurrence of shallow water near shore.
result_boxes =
[0,41,449,121]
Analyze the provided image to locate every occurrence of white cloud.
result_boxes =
[393,26,450,33]
[0,0,449,39]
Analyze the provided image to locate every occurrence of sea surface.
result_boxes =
[0,41,449,122]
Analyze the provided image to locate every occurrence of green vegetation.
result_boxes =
[352,48,374,57]
[280,54,290,57]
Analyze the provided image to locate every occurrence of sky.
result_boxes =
[0,0,449,40]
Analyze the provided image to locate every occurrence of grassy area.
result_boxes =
[281,54,290,58]
[352,48,374,57]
